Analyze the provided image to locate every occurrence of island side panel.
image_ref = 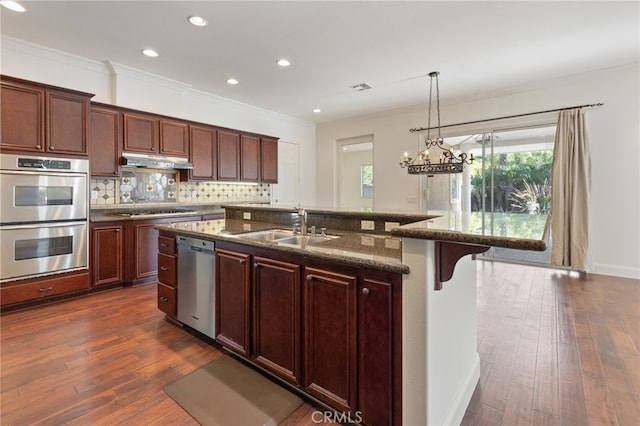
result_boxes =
[402,238,481,426]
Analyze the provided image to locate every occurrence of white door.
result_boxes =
[271,141,299,206]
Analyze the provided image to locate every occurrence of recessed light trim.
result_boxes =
[188,16,208,27]
[1,1,26,12]
[227,78,239,85]
[142,49,159,58]
[313,108,322,113]
[276,59,291,67]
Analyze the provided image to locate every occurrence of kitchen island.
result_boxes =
[155,206,547,426]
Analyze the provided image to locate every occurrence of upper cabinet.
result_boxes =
[1,76,92,156]
[89,105,121,176]
[240,134,260,182]
[217,129,241,181]
[261,137,278,183]
[183,124,218,181]
[123,112,188,157]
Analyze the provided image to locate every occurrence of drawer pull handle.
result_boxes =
[306,275,315,281]
[160,296,168,302]
[35,144,42,149]
[238,259,245,264]
[160,243,169,247]
[49,146,55,151]
[39,286,53,292]
[160,266,169,271]
[362,287,370,296]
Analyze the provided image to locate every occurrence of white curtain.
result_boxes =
[550,108,591,271]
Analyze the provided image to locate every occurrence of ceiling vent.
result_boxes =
[351,83,372,92]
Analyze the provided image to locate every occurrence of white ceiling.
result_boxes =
[1,1,638,124]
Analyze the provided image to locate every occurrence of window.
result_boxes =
[361,164,373,198]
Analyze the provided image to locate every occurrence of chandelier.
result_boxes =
[399,71,473,175]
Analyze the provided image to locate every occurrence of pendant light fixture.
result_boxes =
[400,71,473,174]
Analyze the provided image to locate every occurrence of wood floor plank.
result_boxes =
[2,263,638,425]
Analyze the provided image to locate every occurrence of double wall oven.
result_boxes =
[0,153,89,282]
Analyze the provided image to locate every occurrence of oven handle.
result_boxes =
[0,221,87,230]
[0,170,87,178]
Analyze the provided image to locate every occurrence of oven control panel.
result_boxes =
[18,158,71,170]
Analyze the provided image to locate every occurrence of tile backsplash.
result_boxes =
[90,174,271,206]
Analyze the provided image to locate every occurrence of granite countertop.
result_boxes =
[90,204,224,222]
[155,219,409,274]
[391,211,549,251]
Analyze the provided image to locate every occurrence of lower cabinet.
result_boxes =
[215,248,251,357]
[91,223,123,287]
[303,268,356,412]
[253,256,301,385]
[205,242,402,426]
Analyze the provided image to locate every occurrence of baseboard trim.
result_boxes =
[593,263,640,280]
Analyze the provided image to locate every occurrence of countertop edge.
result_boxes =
[390,228,547,251]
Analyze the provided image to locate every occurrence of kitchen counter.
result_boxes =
[155,218,408,274]
[90,205,224,222]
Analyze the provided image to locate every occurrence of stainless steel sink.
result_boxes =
[274,235,340,246]
[237,229,295,242]
[236,229,339,246]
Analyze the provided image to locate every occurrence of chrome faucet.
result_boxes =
[296,207,307,236]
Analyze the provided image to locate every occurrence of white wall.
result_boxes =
[0,36,317,207]
[317,64,640,279]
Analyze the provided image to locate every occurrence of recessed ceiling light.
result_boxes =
[1,1,26,12]
[313,108,321,113]
[227,78,239,85]
[276,59,291,67]
[188,16,208,27]
[142,49,159,58]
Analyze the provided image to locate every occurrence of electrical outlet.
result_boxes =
[243,212,251,220]
[90,190,98,200]
[360,236,375,246]
[385,221,400,232]
[243,223,251,231]
[360,220,375,231]
[385,238,401,250]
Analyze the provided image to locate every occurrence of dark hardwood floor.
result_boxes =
[1,261,638,425]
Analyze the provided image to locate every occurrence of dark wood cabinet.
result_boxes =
[157,234,178,318]
[252,256,301,385]
[89,105,121,176]
[357,275,402,426]
[91,224,123,287]
[1,76,91,155]
[240,134,260,182]
[184,124,217,180]
[1,80,45,152]
[217,129,241,181]
[159,119,188,156]
[261,137,278,183]
[303,267,357,412]
[123,112,157,154]
[215,248,251,357]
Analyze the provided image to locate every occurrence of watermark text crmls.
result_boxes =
[311,410,363,424]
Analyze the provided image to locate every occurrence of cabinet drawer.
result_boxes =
[158,253,177,286]
[1,272,89,306]
[158,235,176,255]
[157,282,177,317]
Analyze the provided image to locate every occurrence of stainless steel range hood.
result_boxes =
[121,153,193,170]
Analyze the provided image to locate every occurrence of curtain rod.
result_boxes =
[409,102,604,133]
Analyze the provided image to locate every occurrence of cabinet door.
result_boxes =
[89,106,121,176]
[253,256,301,385]
[91,225,123,287]
[159,119,188,157]
[133,223,159,280]
[358,277,396,426]
[188,125,217,180]
[0,80,45,152]
[46,91,88,155]
[215,248,251,357]
[261,137,278,183]
[217,129,240,181]
[303,267,356,412]
[240,134,260,182]
[123,112,157,153]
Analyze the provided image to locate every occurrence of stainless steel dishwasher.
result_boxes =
[177,236,215,338]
